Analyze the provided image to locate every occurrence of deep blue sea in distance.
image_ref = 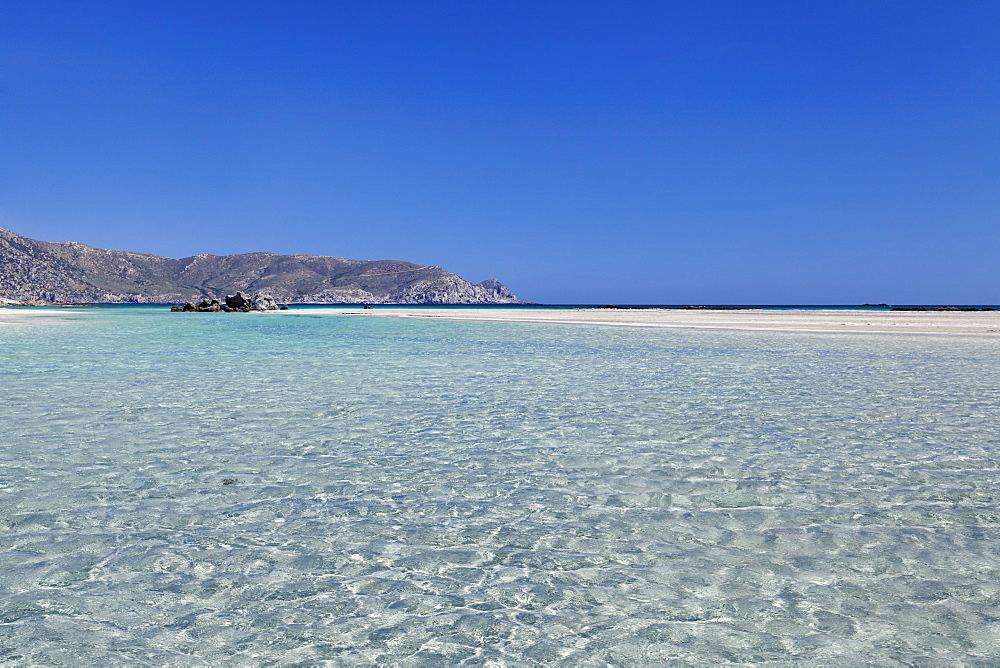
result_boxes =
[1,305,999,663]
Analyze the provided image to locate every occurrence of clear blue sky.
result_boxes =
[2,1,997,304]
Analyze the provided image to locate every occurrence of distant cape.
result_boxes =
[0,228,523,305]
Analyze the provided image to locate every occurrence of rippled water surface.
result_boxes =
[1,309,999,664]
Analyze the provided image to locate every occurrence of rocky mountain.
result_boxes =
[0,228,523,304]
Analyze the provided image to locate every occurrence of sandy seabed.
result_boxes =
[318,307,1000,337]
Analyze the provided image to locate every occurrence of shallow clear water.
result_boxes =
[1,309,999,664]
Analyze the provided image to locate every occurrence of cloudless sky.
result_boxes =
[2,0,998,303]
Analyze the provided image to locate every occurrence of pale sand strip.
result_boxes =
[0,308,75,325]
[295,307,1000,337]
[4,306,998,337]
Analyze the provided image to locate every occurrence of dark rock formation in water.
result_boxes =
[0,227,524,304]
[225,291,278,311]
[171,292,280,312]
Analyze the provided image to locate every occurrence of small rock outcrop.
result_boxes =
[171,292,279,312]
[225,291,278,311]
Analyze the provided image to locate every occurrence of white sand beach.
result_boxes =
[5,305,999,336]
[314,307,1000,337]
[0,307,73,325]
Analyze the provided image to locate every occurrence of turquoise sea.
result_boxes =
[1,308,999,664]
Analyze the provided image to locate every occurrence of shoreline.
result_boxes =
[4,305,1000,336]
[302,307,1000,337]
[0,307,76,326]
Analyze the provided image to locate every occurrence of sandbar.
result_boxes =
[0,307,74,326]
[299,307,1000,337]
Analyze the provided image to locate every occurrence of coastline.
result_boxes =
[5,304,1000,336]
[300,307,1000,337]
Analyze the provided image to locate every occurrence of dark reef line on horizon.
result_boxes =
[598,304,999,312]
[890,306,998,312]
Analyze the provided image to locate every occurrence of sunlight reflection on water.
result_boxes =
[1,310,999,663]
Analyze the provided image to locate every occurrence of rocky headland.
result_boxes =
[0,228,523,305]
